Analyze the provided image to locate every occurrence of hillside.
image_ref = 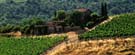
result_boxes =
[79,13,135,39]
[0,1,135,55]
[0,0,26,3]
[0,0,134,20]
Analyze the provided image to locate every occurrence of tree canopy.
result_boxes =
[0,0,134,20]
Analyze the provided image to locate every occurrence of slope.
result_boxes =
[79,13,135,40]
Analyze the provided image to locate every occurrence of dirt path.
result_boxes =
[42,17,114,55]
[42,31,79,55]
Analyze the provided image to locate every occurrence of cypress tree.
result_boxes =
[101,1,108,17]
[101,2,104,16]
[104,2,108,17]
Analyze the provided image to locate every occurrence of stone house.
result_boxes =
[33,21,81,35]
[32,8,91,35]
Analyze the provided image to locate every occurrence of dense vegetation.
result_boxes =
[79,13,135,40]
[0,0,26,3]
[0,0,134,20]
[0,0,134,34]
[0,18,45,33]
[0,0,134,33]
[53,9,107,28]
[0,4,108,34]
[0,36,65,55]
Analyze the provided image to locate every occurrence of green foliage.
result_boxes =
[86,21,94,27]
[20,18,44,26]
[0,36,65,55]
[0,0,134,20]
[69,11,83,26]
[0,24,14,33]
[54,10,96,28]
[52,9,105,28]
[19,18,44,34]
[53,10,66,21]
[0,0,135,34]
[0,0,26,3]
[79,13,135,40]
[101,1,108,17]
[0,17,45,34]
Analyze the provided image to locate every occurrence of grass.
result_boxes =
[79,13,135,40]
[54,37,135,55]
[0,36,66,55]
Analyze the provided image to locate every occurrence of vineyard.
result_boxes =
[0,36,65,55]
[79,13,135,40]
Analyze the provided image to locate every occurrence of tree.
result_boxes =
[53,10,66,21]
[110,7,121,14]
[20,18,44,34]
[69,11,82,26]
[101,1,108,17]
[5,0,14,4]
